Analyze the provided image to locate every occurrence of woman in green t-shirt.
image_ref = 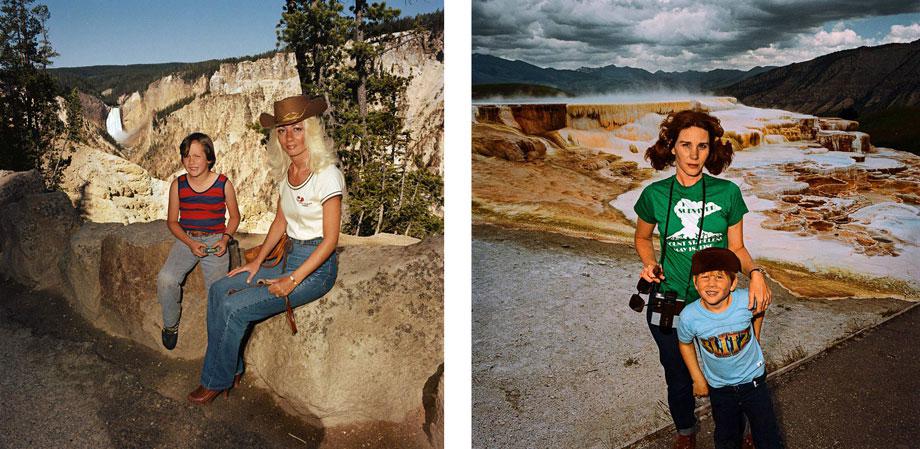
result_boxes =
[632,110,772,447]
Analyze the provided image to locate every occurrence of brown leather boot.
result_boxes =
[187,385,225,405]
[674,432,696,449]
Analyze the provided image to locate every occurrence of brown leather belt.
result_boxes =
[186,230,217,237]
[283,296,298,335]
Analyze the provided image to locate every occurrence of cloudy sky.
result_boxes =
[472,0,920,71]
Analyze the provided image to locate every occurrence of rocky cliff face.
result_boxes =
[60,146,169,224]
[119,74,209,150]
[0,173,443,447]
[67,36,442,233]
[77,91,109,128]
[381,32,444,172]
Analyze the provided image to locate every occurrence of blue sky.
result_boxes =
[44,0,443,67]
[472,1,920,71]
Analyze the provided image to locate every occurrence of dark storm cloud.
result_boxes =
[472,0,920,70]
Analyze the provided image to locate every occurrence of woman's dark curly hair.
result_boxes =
[644,110,734,175]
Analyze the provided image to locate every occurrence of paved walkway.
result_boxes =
[630,302,920,449]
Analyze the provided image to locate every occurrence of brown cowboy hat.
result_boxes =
[259,95,327,128]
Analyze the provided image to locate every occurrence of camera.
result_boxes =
[629,276,685,330]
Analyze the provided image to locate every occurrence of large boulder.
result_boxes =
[93,222,212,360]
[423,363,445,449]
[0,190,80,294]
[246,236,444,426]
[0,169,43,209]
[60,146,170,225]
[472,123,548,162]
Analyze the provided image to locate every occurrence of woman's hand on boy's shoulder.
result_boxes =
[747,271,772,313]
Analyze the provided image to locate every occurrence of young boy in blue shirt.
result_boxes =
[677,247,784,449]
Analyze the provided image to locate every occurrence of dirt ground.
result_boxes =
[0,279,426,449]
[471,225,910,449]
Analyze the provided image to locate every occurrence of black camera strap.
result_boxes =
[660,176,707,300]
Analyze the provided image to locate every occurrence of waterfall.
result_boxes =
[105,107,129,143]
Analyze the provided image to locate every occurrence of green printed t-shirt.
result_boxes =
[633,173,748,302]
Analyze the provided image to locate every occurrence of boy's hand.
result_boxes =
[692,381,709,398]
[188,242,207,257]
[212,238,228,257]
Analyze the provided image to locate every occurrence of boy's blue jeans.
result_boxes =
[709,374,784,449]
[648,322,698,434]
[199,237,337,390]
[157,233,228,329]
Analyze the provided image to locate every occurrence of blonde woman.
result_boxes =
[189,95,344,404]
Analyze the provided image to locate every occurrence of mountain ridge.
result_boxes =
[718,39,920,153]
[472,53,774,94]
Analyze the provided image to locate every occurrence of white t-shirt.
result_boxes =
[279,164,344,240]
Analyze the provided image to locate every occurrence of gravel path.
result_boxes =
[0,279,335,449]
[472,225,909,449]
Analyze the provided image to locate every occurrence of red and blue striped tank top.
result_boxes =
[178,173,227,233]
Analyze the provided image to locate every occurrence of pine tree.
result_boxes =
[64,87,83,142]
[0,0,62,176]
[277,1,443,237]
[277,1,347,99]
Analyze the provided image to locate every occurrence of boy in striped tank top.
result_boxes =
[156,132,240,350]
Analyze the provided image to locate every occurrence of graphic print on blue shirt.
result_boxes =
[698,327,752,358]
[677,288,765,387]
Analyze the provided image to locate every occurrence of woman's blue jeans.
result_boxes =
[200,237,337,390]
[648,321,698,434]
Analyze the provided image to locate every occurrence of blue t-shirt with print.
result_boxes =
[677,288,765,388]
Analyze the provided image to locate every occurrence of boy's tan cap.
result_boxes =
[259,95,327,128]
[691,247,741,276]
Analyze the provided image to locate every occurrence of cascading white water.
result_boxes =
[105,107,129,143]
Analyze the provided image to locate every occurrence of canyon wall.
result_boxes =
[65,34,443,233]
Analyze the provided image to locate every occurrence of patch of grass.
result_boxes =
[765,344,808,373]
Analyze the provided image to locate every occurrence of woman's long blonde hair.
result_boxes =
[266,115,338,180]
